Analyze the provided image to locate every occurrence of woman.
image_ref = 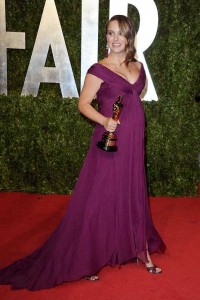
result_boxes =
[0,15,165,291]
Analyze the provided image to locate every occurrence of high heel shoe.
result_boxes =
[85,275,99,281]
[146,264,162,274]
[145,246,162,274]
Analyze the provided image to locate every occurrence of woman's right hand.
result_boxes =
[103,117,120,132]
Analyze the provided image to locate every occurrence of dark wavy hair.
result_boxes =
[106,15,136,65]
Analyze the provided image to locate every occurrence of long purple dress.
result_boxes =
[0,63,165,290]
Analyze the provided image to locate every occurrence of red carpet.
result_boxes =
[0,192,200,300]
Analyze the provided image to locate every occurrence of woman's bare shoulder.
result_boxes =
[132,59,142,66]
[129,60,142,71]
[98,58,110,67]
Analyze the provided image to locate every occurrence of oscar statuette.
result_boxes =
[97,96,123,152]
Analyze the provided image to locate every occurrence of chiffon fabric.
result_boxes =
[0,62,165,290]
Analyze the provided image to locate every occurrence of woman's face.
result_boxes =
[106,20,128,54]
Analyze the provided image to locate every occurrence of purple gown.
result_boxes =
[0,63,165,290]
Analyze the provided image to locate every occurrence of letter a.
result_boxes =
[22,0,78,97]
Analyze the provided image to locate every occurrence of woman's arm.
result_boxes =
[78,73,118,132]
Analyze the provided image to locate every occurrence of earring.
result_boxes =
[105,44,109,58]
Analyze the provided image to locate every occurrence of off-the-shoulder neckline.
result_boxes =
[93,62,143,86]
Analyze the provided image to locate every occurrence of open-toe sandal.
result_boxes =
[85,275,99,281]
[146,265,162,274]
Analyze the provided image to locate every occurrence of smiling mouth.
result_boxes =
[112,43,121,46]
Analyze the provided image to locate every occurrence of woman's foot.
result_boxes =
[145,249,162,274]
[146,264,162,274]
[85,275,99,281]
